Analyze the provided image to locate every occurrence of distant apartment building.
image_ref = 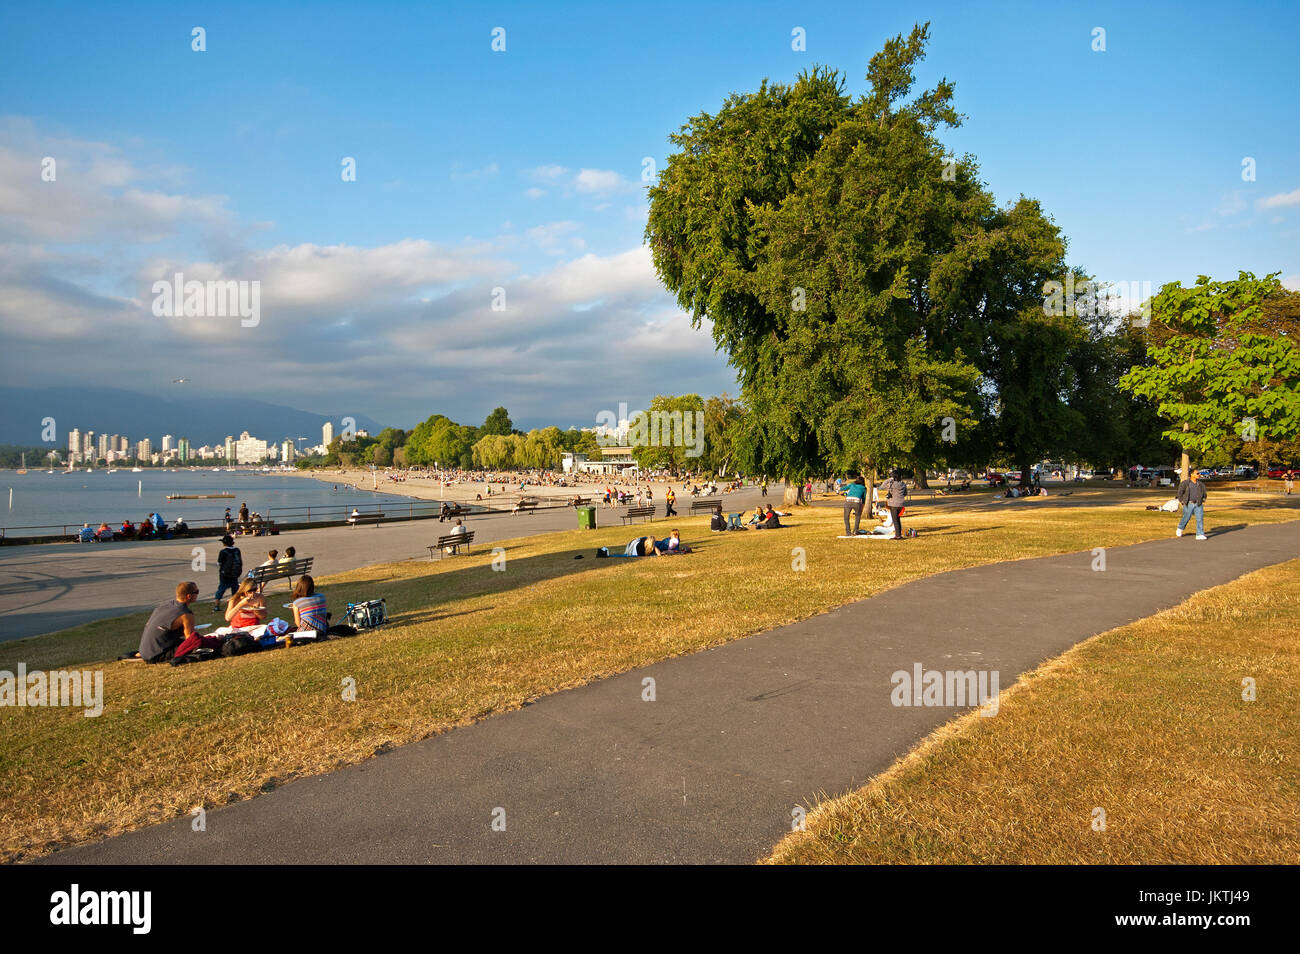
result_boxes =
[67,429,81,462]
[137,438,152,461]
[162,435,174,453]
[234,432,268,464]
[83,431,95,459]
[96,433,110,460]
[177,437,190,463]
[281,440,296,463]
[224,436,235,462]
[322,421,334,447]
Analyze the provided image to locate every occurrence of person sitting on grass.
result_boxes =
[137,581,202,663]
[710,507,728,532]
[727,511,746,530]
[754,505,783,529]
[290,575,328,635]
[224,580,268,630]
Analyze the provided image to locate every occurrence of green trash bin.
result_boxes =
[577,505,597,530]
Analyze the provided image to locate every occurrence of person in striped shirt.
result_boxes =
[290,575,328,634]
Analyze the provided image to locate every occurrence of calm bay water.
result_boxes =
[0,468,416,535]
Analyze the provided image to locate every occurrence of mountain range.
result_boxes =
[0,387,383,448]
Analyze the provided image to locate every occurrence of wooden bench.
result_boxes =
[620,506,656,525]
[427,530,475,560]
[571,496,591,506]
[512,498,539,514]
[247,557,314,589]
[348,512,385,527]
[689,498,721,515]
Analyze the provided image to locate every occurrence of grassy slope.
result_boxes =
[766,558,1300,864]
[1,490,1295,861]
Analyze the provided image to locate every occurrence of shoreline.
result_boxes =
[285,467,764,507]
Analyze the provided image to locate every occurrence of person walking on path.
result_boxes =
[1286,471,1295,495]
[879,469,909,540]
[761,480,768,498]
[664,487,677,517]
[842,475,867,535]
[1176,469,1209,540]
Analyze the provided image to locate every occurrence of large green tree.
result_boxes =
[646,23,1077,502]
[1120,272,1300,479]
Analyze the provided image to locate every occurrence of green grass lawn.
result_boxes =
[1,488,1296,861]
[765,557,1300,864]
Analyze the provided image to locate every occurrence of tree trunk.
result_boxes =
[864,465,878,516]
[783,479,806,507]
[915,469,930,489]
[1180,422,1190,482]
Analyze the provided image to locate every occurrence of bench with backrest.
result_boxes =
[247,557,314,589]
[621,506,656,525]
[427,530,476,559]
[689,498,721,515]
[512,498,539,514]
[348,512,385,527]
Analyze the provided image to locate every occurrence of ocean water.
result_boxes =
[0,468,418,536]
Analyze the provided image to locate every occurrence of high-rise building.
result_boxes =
[234,434,268,464]
[162,435,174,452]
[84,431,95,458]
[178,437,190,463]
[224,436,234,462]
[322,421,334,446]
[67,429,81,463]
[97,433,110,460]
[281,440,296,463]
[137,438,152,461]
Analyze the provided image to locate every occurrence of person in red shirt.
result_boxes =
[224,580,268,629]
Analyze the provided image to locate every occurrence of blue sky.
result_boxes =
[2,0,1297,432]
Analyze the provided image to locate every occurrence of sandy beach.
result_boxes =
[287,467,768,506]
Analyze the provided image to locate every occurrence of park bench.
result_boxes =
[348,512,385,527]
[427,530,476,560]
[571,496,591,506]
[620,506,656,525]
[689,498,721,515]
[512,498,539,514]
[247,557,314,590]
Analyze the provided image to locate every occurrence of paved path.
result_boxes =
[44,519,1298,864]
[0,488,765,642]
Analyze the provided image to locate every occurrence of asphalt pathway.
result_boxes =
[43,518,1298,864]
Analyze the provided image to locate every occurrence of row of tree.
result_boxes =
[644,23,1298,501]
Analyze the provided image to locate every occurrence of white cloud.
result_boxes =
[524,187,546,199]
[1259,188,1300,209]
[573,168,628,195]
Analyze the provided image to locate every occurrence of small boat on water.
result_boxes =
[132,467,143,472]
[166,493,235,500]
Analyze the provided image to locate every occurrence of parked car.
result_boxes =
[1267,466,1297,479]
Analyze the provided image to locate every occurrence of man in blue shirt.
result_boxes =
[843,475,867,534]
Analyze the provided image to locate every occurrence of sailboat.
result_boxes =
[15,453,27,474]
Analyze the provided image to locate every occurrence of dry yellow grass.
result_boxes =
[1,489,1295,862]
[765,558,1300,864]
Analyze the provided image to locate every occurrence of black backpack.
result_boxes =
[223,547,243,580]
[222,635,257,656]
